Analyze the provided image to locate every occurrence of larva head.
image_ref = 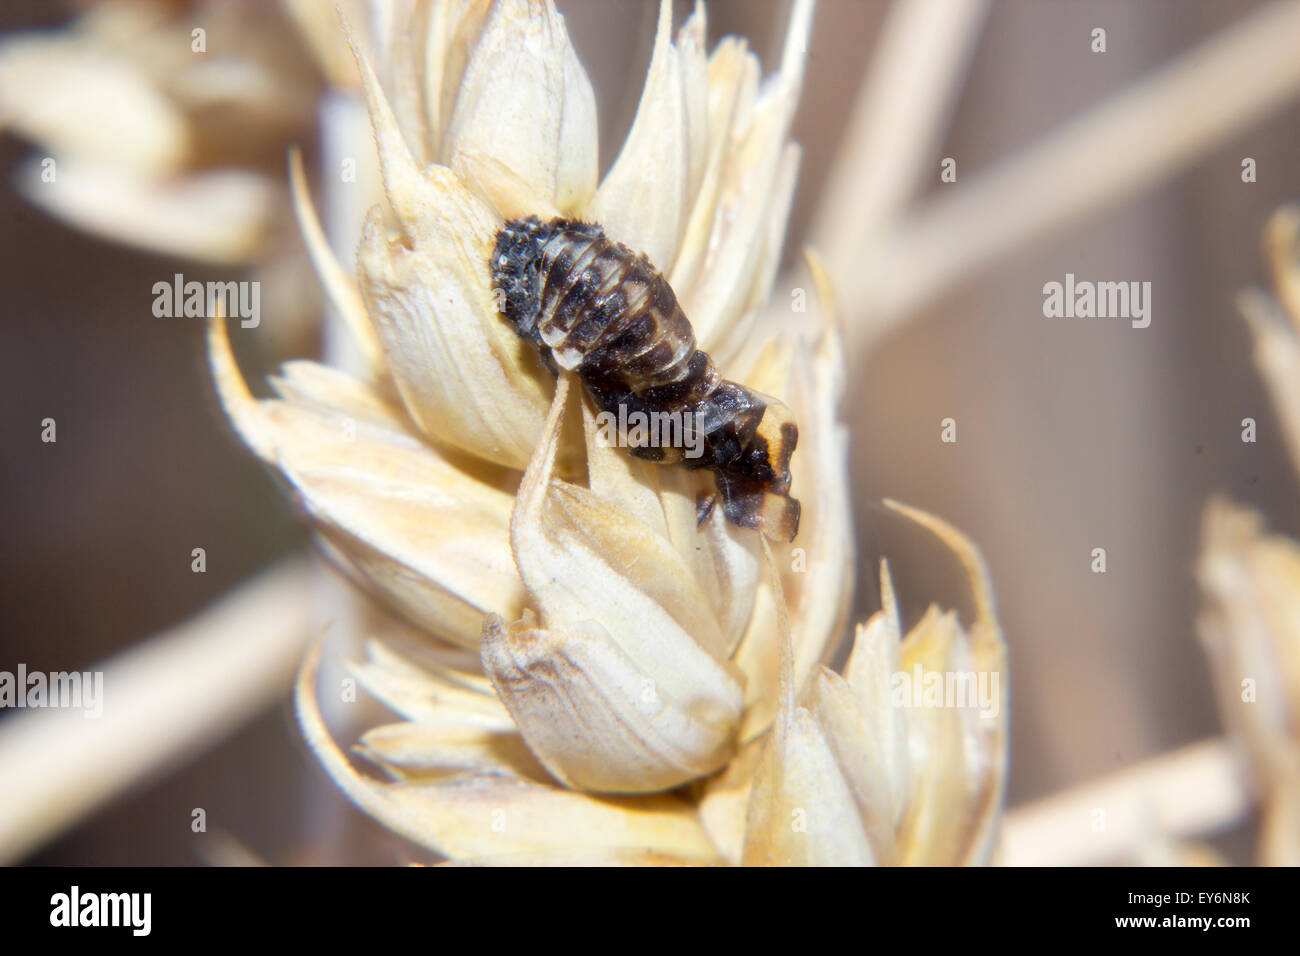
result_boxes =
[706,390,802,541]
[714,470,801,543]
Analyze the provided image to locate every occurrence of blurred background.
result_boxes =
[2,0,1298,864]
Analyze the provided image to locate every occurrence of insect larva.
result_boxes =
[490,216,800,542]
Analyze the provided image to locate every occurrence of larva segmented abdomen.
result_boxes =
[491,216,801,541]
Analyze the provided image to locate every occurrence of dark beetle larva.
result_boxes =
[490,216,801,542]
